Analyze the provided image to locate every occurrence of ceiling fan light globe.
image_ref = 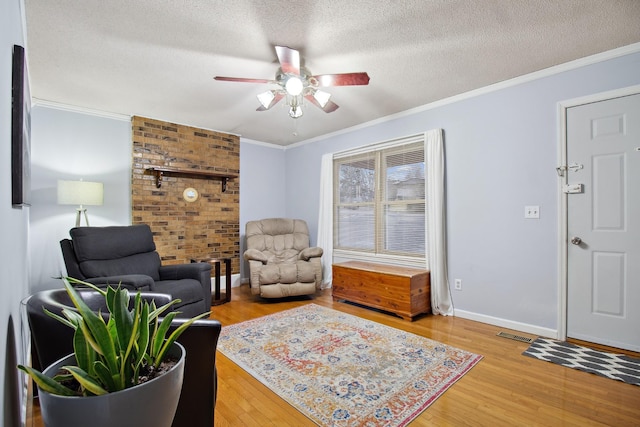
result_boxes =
[285,76,304,96]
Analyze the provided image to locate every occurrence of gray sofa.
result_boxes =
[60,224,211,317]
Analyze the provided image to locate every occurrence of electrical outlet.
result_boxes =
[454,279,462,291]
[525,205,540,219]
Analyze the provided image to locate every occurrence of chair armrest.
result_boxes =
[244,249,268,263]
[83,274,155,291]
[159,263,211,281]
[159,263,212,312]
[299,246,323,261]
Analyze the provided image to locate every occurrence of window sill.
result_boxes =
[332,249,427,269]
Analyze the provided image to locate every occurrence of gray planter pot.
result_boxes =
[38,342,185,427]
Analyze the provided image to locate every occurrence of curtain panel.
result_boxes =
[317,153,334,287]
[425,129,453,315]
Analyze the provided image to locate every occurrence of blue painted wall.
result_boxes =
[283,50,640,330]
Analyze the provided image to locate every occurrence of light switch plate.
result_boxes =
[525,205,540,219]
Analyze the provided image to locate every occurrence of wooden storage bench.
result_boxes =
[332,261,430,321]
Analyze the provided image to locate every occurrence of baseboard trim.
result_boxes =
[454,309,558,339]
[211,273,242,289]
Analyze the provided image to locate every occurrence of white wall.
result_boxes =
[1,0,30,424]
[29,105,132,292]
[284,47,640,336]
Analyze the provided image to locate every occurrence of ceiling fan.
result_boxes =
[214,46,370,119]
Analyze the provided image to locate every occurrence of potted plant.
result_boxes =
[18,277,210,427]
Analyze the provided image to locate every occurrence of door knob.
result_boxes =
[571,237,582,245]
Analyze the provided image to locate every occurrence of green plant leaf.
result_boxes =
[149,299,181,321]
[118,294,142,386]
[113,287,134,353]
[77,316,103,356]
[17,365,77,396]
[64,277,108,296]
[93,360,118,392]
[134,302,150,371]
[44,307,78,330]
[63,365,108,396]
[62,279,119,374]
[154,311,210,368]
[73,326,95,374]
[151,311,178,360]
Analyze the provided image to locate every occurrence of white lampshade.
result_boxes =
[57,180,104,206]
[312,89,331,108]
[257,90,276,109]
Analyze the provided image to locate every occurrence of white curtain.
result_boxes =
[425,129,453,315]
[317,153,334,287]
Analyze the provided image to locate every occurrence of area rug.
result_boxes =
[217,303,482,426]
[523,337,640,386]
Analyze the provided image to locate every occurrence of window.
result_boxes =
[333,135,425,261]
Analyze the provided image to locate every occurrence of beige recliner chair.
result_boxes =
[244,218,323,298]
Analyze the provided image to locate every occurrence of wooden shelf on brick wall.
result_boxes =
[147,166,238,192]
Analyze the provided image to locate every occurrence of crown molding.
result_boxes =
[240,137,286,150]
[287,42,640,150]
[32,98,131,121]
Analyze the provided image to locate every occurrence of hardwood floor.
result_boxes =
[27,285,640,426]
[212,285,640,426]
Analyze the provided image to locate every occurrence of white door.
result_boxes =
[566,93,640,352]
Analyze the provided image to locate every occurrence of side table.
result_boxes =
[190,257,232,306]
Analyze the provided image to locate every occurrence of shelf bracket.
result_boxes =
[154,170,163,188]
[221,177,227,192]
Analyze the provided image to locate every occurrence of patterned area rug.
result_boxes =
[523,337,640,386]
[218,304,482,426]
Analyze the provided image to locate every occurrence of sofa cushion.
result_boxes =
[70,224,161,281]
[245,218,311,254]
[79,252,161,281]
[296,261,317,282]
[71,224,157,260]
[258,262,316,285]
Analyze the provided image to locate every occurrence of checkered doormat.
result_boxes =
[523,337,640,386]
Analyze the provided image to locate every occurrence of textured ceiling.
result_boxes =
[24,0,640,146]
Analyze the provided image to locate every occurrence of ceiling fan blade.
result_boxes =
[313,72,370,87]
[214,76,274,84]
[256,92,285,111]
[304,94,340,113]
[275,46,300,75]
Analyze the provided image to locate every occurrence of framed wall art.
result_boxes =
[11,44,31,207]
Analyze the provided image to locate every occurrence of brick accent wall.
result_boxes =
[131,116,240,275]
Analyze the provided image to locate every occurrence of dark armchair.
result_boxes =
[25,288,222,427]
[60,224,211,317]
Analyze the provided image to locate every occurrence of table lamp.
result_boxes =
[57,180,104,227]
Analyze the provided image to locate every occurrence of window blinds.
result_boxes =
[333,134,426,259]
